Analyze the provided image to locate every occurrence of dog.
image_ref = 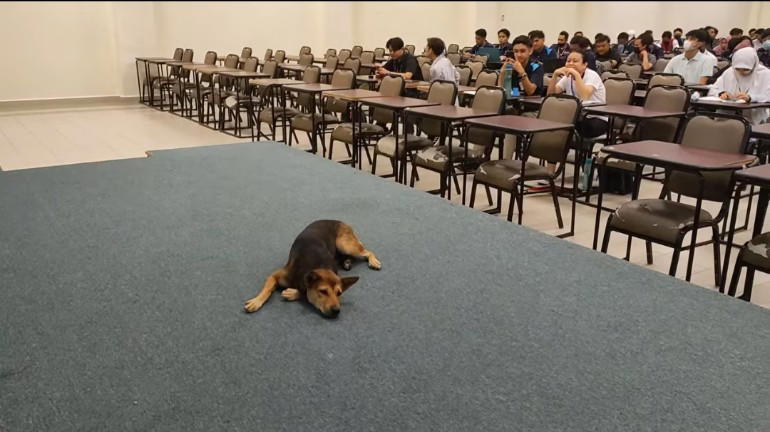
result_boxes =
[244,220,381,318]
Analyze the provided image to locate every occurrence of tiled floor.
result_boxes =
[1,99,768,308]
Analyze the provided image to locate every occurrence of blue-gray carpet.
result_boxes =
[1,142,769,431]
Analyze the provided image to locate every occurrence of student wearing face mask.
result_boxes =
[709,47,770,124]
[624,33,656,71]
[758,29,770,67]
[663,29,715,85]
[673,28,684,47]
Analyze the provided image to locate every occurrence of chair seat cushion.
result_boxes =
[291,113,340,131]
[331,123,386,144]
[740,232,770,271]
[474,159,551,190]
[609,199,714,245]
[375,134,434,157]
[415,144,486,171]
[259,107,299,123]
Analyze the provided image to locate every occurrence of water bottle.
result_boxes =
[503,63,513,98]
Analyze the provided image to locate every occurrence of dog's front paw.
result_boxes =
[281,288,301,301]
[368,256,382,270]
[243,297,264,313]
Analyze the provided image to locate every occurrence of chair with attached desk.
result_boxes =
[459,70,498,107]
[204,54,239,127]
[600,114,752,284]
[359,51,376,75]
[647,73,684,89]
[413,86,506,197]
[158,49,193,105]
[288,69,355,155]
[298,53,314,67]
[256,68,317,142]
[372,81,458,179]
[222,57,261,131]
[328,76,405,162]
[261,60,278,78]
[174,50,218,117]
[471,95,580,225]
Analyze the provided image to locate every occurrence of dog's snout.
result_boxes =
[326,306,340,318]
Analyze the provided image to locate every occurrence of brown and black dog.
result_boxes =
[244,220,381,318]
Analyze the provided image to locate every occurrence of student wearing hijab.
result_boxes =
[709,48,770,124]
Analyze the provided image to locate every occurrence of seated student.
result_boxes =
[550,31,571,60]
[594,33,620,69]
[673,28,685,47]
[528,30,555,63]
[713,38,729,57]
[641,30,664,59]
[376,37,422,81]
[709,47,770,124]
[574,31,584,38]
[497,28,512,55]
[758,29,770,67]
[660,31,676,53]
[570,36,597,71]
[624,33,656,71]
[664,29,716,85]
[753,28,765,49]
[705,26,719,52]
[729,27,744,39]
[548,50,607,138]
[498,35,545,97]
[425,37,459,84]
[464,28,494,60]
[615,32,632,56]
[727,36,753,57]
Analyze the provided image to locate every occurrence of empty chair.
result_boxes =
[471,95,580,226]
[447,44,460,54]
[648,73,684,88]
[635,85,689,142]
[467,61,484,82]
[474,70,498,88]
[263,48,273,62]
[256,64,317,140]
[601,70,630,80]
[274,50,286,63]
[338,49,352,64]
[299,53,314,67]
[456,66,471,86]
[653,58,670,72]
[420,63,432,83]
[342,58,361,75]
[447,52,461,66]
[324,55,338,70]
[360,51,375,65]
[601,114,752,284]
[618,63,642,79]
[351,45,363,58]
[261,60,278,78]
[413,86,506,197]
[241,47,252,59]
[300,46,312,55]
[374,47,385,58]
[417,56,431,67]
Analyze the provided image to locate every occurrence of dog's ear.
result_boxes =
[304,270,320,287]
[339,276,359,294]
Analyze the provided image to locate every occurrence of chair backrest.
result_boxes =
[421,81,458,136]
[603,77,634,105]
[456,66,471,86]
[262,60,278,78]
[618,63,642,79]
[296,66,321,110]
[343,58,360,75]
[667,114,751,202]
[530,94,580,163]
[474,70,498,88]
[324,69,356,114]
[300,46,311,55]
[447,52,461,66]
[204,51,217,65]
[636,85,689,142]
[467,61,484,80]
[466,86,505,148]
[653,58,669,72]
[299,53,314,66]
[417,56,431,67]
[374,47,385,58]
[325,56,338,70]
[359,51,375,65]
[601,70,629,80]
[181,49,194,63]
[472,55,489,65]
[421,63,432,82]
[274,50,286,63]
[242,56,259,73]
[351,45,363,58]
[338,49,351,63]
[405,44,416,55]
[172,48,184,61]
[241,47,252,58]
[263,49,273,62]
[447,44,459,54]
[224,54,239,68]
[372,75,404,124]
[325,48,337,58]
[648,73,684,88]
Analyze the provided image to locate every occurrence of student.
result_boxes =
[425,37,458,84]
[727,36,753,59]
[758,29,770,67]
[464,28,494,59]
[574,31,584,38]
[641,30,664,59]
[664,29,716,85]
[615,32,632,56]
[594,33,620,68]
[673,28,684,47]
[570,35,597,71]
[377,37,422,81]
[550,31,571,60]
[548,50,607,138]
[624,33,656,71]
[660,31,676,53]
[528,30,554,63]
[498,35,545,96]
[497,28,512,55]
[705,26,719,51]
[753,28,765,49]
[709,48,770,124]
[729,28,744,39]
[713,38,729,57]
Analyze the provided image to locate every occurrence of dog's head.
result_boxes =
[304,269,358,318]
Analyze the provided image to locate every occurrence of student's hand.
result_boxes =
[512,60,526,76]
[375,67,389,78]
[553,67,568,79]
[463,52,472,59]
[736,91,751,102]
[719,92,732,100]
[565,68,580,79]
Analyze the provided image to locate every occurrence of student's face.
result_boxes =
[736,68,752,77]
[674,31,682,39]
[512,43,532,64]
[634,39,644,50]
[685,36,701,51]
[565,52,587,73]
[557,35,567,45]
[707,28,717,38]
[618,37,628,45]
[475,35,485,45]
[720,39,729,49]
[531,37,545,51]
[595,40,610,55]
[498,33,509,45]
[389,48,404,60]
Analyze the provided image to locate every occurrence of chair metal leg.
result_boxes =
[600,216,613,253]
[645,241,653,265]
[669,242,682,277]
[549,179,563,229]
[507,191,516,222]
[711,224,722,287]
[484,185,493,206]
[469,180,478,208]
[741,267,756,301]
[728,256,743,297]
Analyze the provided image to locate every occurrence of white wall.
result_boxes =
[1,1,765,101]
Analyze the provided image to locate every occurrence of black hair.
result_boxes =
[475,28,487,38]
[559,31,569,40]
[638,33,653,46]
[426,37,445,56]
[662,31,672,39]
[569,36,590,50]
[727,36,751,53]
[674,27,683,33]
[705,26,718,34]
[685,29,709,43]
[386,37,404,51]
[528,30,545,40]
[595,33,610,44]
[497,28,510,38]
[729,27,743,36]
[569,50,588,63]
[762,28,770,39]
[512,35,533,48]
[618,32,629,41]
[749,28,756,34]
[574,31,584,37]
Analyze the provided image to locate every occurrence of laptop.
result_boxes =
[476,47,501,64]
[543,58,566,73]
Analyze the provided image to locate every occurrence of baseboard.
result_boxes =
[0,95,140,110]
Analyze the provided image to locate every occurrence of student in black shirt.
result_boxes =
[498,35,545,96]
[673,28,684,48]
[376,37,422,81]
[497,28,512,55]
[464,28,494,60]
[550,31,571,60]
[594,33,620,69]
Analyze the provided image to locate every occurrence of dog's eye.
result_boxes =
[319,290,328,296]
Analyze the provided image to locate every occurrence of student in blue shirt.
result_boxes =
[464,28,494,60]
[497,28,512,55]
[498,35,545,97]
[550,31,571,60]
[528,30,555,63]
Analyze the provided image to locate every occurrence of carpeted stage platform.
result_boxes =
[1,142,769,431]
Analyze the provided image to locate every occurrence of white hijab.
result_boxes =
[709,47,770,124]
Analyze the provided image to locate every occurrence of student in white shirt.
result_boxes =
[663,29,715,85]
[709,47,770,124]
[425,37,459,84]
[548,50,607,137]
